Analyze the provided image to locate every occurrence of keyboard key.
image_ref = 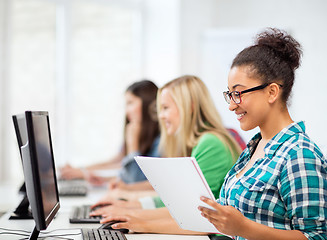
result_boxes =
[81,229,127,240]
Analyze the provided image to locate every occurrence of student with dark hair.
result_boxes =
[199,28,327,240]
[60,80,160,186]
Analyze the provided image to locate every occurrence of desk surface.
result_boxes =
[0,182,209,240]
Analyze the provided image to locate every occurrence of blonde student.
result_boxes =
[90,75,242,235]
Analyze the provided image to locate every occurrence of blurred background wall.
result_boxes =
[0,0,326,184]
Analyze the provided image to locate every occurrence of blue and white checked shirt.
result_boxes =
[219,121,327,240]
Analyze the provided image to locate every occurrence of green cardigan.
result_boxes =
[153,133,235,208]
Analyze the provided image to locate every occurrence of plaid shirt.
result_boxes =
[219,121,327,240]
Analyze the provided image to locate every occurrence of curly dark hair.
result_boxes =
[231,28,303,104]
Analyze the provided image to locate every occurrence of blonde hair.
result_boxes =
[157,75,241,161]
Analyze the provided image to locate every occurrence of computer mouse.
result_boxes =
[98,221,129,234]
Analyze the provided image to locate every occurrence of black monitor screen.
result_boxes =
[21,111,60,239]
[32,114,58,219]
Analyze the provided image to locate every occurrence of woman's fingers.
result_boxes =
[200,197,222,210]
[101,215,129,224]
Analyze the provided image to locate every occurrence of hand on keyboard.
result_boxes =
[90,205,131,218]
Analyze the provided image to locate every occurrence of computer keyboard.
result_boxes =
[70,205,102,223]
[58,179,88,197]
[59,185,88,196]
[81,228,127,240]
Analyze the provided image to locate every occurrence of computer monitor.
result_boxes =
[13,113,88,201]
[20,111,60,239]
[13,114,28,159]
[10,114,33,220]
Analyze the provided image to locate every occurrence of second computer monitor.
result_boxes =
[10,113,32,219]
[12,114,28,159]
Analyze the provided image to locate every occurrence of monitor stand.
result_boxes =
[28,225,63,240]
[9,194,33,219]
[18,182,26,194]
[28,226,40,240]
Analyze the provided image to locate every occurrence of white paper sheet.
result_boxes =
[135,156,222,234]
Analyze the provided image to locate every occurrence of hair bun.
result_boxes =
[256,28,302,70]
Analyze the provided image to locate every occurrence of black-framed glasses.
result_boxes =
[223,83,269,104]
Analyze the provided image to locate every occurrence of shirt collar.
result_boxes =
[247,121,306,159]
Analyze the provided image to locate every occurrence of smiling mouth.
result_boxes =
[164,122,171,128]
[236,112,246,120]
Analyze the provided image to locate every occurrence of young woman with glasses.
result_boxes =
[199,28,327,240]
